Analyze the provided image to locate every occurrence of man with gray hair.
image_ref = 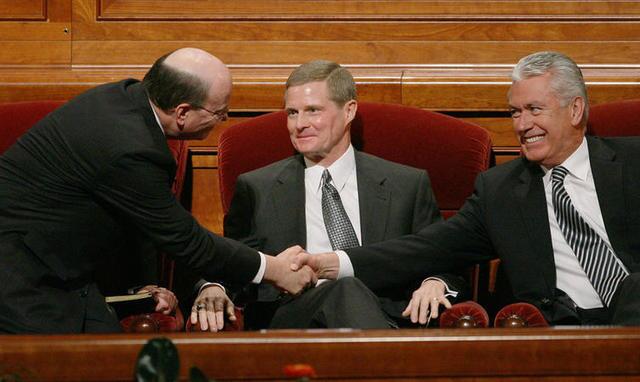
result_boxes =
[294,51,640,325]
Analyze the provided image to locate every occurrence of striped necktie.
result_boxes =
[551,166,628,306]
[321,169,360,250]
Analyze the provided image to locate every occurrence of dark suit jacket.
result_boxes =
[0,79,259,333]
[346,136,640,324]
[221,150,467,315]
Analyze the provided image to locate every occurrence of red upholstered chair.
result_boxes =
[219,102,493,218]
[494,302,548,328]
[0,100,65,154]
[0,100,189,332]
[218,102,494,323]
[587,99,640,137]
[439,301,490,328]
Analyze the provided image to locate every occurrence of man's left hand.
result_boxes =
[402,279,452,325]
[190,284,236,332]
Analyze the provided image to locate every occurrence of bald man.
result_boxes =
[0,48,314,334]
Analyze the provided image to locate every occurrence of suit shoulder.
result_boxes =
[356,151,426,178]
[590,136,640,158]
[479,156,530,186]
[237,156,300,182]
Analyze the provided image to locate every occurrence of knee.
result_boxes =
[332,277,373,295]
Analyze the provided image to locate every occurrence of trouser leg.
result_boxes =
[269,277,394,329]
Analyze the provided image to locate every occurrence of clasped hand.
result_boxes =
[267,245,318,295]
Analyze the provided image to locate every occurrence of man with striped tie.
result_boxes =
[295,51,640,325]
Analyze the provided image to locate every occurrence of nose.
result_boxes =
[294,112,310,130]
[514,111,532,133]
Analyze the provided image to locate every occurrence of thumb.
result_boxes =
[290,253,307,271]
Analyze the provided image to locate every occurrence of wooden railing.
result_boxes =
[1,327,639,381]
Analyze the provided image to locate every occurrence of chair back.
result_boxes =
[0,100,66,154]
[219,102,493,219]
[587,99,640,137]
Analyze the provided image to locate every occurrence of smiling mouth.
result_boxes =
[523,135,544,144]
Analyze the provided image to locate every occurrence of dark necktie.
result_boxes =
[321,169,360,250]
[551,166,628,306]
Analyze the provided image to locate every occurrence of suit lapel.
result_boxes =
[588,137,630,263]
[271,156,307,247]
[355,152,391,244]
[514,160,557,292]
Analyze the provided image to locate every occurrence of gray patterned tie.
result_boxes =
[551,166,628,306]
[321,169,360,250]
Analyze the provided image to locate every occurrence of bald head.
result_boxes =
[142,47,231,112]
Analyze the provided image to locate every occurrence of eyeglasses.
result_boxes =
[199,106,228,121]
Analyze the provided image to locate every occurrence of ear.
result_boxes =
[174,103,192,131]
[344,100,358,126]
[569,96,586,127]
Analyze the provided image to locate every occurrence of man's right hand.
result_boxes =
[263,245,317,295]
[290,251,340,280]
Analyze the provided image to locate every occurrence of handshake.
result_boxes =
[262,245,340,295]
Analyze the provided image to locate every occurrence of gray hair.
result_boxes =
[286,60,357,106]
[511,51,589,122]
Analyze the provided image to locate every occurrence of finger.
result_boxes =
[401,299,413,317]
[226,300,237,322]
[190,307,198,324]
[418,297,430,325]
[154,298,170,314]
[442,297,453,309]
[206,308,219,332]
[290,254,303,271]
[430,297,440,319]
[214,299,225,330]
[291,253,311,271]
[198,308,209,331]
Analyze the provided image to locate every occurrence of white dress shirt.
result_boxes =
[305,145,359,280]
[542,137,628,309]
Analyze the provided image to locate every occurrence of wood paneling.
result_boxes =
[0,0,70,64]
[96,1,640,20]
[70,41,640,66]
[2,0,640,232]
[1,327,640,381]
[0,0,46,20]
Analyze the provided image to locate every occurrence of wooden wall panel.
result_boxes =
[1,328,640,381]
[96,1,640,20]
[0,0,46,21]
[0,0,70,64]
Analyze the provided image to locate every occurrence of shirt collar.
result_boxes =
[541,136,589,182]
[304,145,356,193]
[148,99,166,136]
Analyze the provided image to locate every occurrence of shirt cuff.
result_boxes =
[198,282,226,295]
[252,252,267,283]
[336,250,354,279]
[423,276,458,298]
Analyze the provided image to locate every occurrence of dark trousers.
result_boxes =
[609,272,640,325]
[575,273,640,326]
[268,277,395,329]
[0,236,121,334]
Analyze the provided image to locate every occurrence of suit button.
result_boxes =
[80,288,88,297]
[540,298,552,306]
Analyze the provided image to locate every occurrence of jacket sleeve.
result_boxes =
[94,151,261,286]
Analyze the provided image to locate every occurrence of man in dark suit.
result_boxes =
[190,60,466,331]
[0,48,314,334]
[294,51,640,326]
